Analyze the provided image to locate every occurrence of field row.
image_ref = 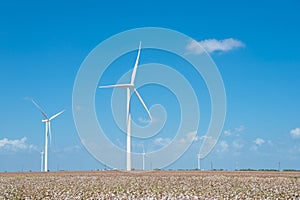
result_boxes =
[0,171,299,199]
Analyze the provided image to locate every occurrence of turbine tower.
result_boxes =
[142,145,145,171]
[197,153,201,170]
[40,151,44,172]
[32,100,65,172]
[99,42,151,171]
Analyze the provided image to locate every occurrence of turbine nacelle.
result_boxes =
[32,99,65,121]
[99,42,152,122]
[39,110,66,123]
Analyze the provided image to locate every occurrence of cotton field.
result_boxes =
[0,170,299,199]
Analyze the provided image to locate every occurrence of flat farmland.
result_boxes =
[0,170,299,199]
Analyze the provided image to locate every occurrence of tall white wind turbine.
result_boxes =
[99,42,152,171]
[32,100,65,172]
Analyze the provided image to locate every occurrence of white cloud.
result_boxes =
[267,140,273,146]
[186,38,245,54]
[290,128,300,139]
[175,131,198,145]
[224,130,231,136]
[234,125,245,133]
[254,138,265,146]
[152,131,197,150]
[250,145,258,151]
[200,135,218,145]
[153,137,171,147]
[0,137,37,152]
[186,131,198,142]
[223,125,245,137]
[22,96,31,101]
[53,145,82,153]
[232,140,244,149]
[250,138,267,152]
[219,140,229,152]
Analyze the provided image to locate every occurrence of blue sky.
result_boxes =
[0,0,300,171]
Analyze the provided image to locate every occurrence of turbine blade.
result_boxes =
[130,42,142,85]
[99,84,133,89]
[32,99,49,119]
[133,88,152,121]
[49,109,65,121]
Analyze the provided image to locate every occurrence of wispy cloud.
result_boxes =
[179,131,198,144]
[224,130,232,136]
[234,125,245,133]
[224,125,245,137]
[250,138,266,151]
[0,137,37,152]
[186,38,245,54]
[290,128,300,139]
[153,137,171,147]
[22,96,32,101]
[232,140,244,149]
[254,138,265,146]
[52,145,82,153]
[219,140,229,152]
[150,130,198,148]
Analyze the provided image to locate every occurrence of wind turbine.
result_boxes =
[32,99,65,172]
[99,42,152,171]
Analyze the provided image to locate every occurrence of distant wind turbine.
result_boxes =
[32,99,65,172]
[99,42,152,171]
